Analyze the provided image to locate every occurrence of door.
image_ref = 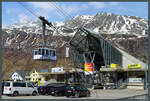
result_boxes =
[27,83,34,95]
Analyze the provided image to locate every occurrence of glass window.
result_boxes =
[42,49,45,55]
[4,82,10,87]
[38,49,41,55]
[35,51,38,55]
[46,50,48,55]
[80,86,87,90]
[13,82,26,87]
[50,50,55,56]
[27,83,33,88]
[21,83,26,87]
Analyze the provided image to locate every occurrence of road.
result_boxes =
[2,89,148,99]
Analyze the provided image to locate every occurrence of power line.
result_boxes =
[18,2,40,18]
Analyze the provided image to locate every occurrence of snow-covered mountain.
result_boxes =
[2,12,148,80]
[2,12,148,57]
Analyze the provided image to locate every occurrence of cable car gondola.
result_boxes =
[33,47,57,60]
[33,16,57,61]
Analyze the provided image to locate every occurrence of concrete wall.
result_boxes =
[116,48,147,70]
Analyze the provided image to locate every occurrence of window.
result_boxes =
[46,50,49,55]
[35,51,38,55]
[80,86,87,90]
[38,49,41,55]
[27,83,33,88]
[4,82,10,87]
[42,49,45,55]
[13,82,26,87]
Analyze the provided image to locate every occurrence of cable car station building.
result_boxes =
[69,28,148,89]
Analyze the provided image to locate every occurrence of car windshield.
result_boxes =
[4,82,10,87]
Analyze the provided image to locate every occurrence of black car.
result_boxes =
[65,85,90,98]
[38,83,68,95]
[51,85,68,96]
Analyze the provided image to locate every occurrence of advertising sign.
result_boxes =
[128,64,141,69]
[84,63,94,71]
[84,63,94,75]
[51,67,63,72]
[129,78,143,83]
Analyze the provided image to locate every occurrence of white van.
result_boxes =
[3,81,38,96]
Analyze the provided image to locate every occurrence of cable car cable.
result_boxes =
[18,2,40,18]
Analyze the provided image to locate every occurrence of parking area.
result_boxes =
[2,89,148,99]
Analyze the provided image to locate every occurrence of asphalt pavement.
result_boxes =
[2,89,148,99]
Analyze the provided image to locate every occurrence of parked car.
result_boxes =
[38,83,68,95]
[65,85,90,98]
[3,81,38,96]
[51,85,68,96]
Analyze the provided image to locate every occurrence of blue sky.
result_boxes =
[2,2,148,27]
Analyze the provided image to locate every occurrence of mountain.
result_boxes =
[2,12,148,80]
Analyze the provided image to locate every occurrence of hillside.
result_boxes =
[2,12,148,80]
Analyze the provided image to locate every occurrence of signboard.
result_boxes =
[128,64,141,69]
[110,64,118,68]
[129,78,143,83]
[84,63,94,75]
[51,67,63,72]
[84,63,94,71]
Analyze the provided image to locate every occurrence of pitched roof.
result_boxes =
[15,70,30,79]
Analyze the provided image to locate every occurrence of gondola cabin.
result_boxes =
[33,48,57,60]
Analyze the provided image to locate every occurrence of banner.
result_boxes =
[66,47,70,57]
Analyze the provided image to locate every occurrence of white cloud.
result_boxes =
[18,14,31,23]
[88,2,106,9]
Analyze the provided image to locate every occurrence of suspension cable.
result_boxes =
[18,2,40,18]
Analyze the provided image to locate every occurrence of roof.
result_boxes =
[13,70,30,79]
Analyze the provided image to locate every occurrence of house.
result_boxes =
[30,69,51,83]
[10,70,30,81]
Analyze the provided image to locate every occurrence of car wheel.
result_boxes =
[13,91,19,96]
[75,92,79,98]
[32,91,37,96]
[66,95,70,98]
